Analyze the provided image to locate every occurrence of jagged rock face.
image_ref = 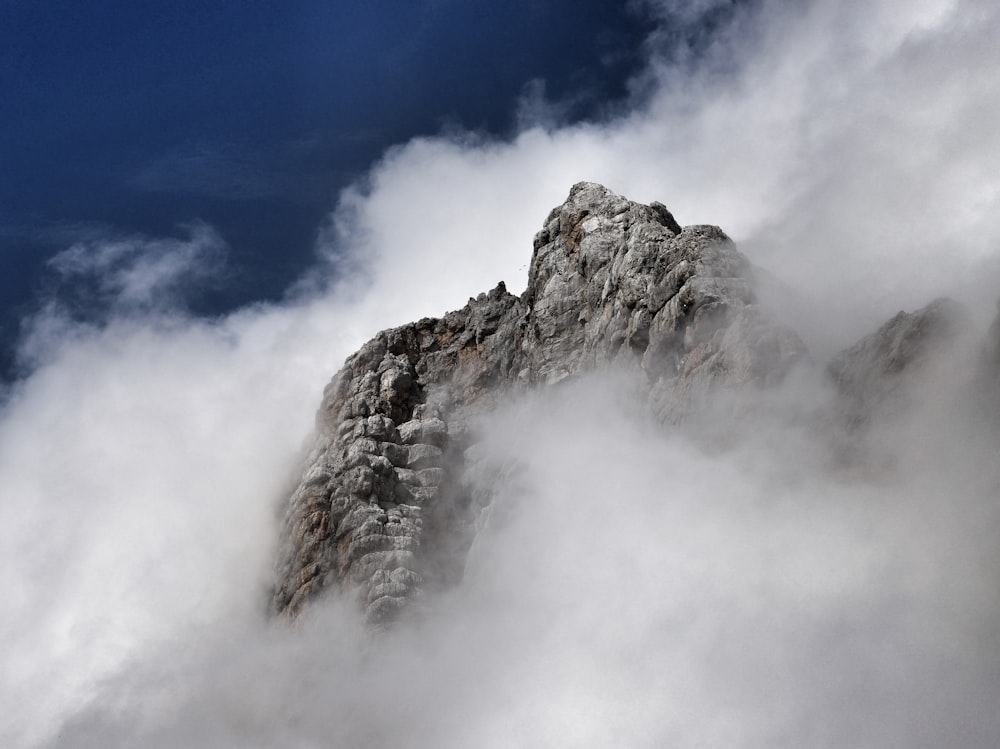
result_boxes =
[524,183,805,413]
[827,297,973,426]
[271,182,806,622]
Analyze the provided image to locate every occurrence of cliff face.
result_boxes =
[271,182,806,622]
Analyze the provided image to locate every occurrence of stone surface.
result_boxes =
[271,182,807,622]
[827,297,973,426]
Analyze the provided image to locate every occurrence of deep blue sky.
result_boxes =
[0,1,658,380]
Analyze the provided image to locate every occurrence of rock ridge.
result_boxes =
[271,182,808,622]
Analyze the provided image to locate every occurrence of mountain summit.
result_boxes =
[271,182,807,622]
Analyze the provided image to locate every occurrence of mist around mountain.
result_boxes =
[3,1,1000,747]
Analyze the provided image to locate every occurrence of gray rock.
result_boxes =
[405,443,444,470]
[271,182,805,622]
[828,297,972,426]
[398,417,449,447]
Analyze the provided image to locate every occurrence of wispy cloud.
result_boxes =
[46,222,227,312]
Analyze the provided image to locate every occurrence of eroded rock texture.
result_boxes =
[271,182,805,622]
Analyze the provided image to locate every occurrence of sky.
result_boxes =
[4,0,1000,747]
[0,0,653,380]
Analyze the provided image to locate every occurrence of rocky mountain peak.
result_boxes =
[271,182,807,623]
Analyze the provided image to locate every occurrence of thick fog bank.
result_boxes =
[20,367,1000,749]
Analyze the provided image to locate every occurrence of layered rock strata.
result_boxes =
[271,182,806,622]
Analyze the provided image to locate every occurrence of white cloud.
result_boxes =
[12,373,1000,747]
[3,0,1000,746]
[47,222,227,312]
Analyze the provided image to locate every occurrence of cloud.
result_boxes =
[0,286,361,747]
[5,223,231,375]
[45,222,227,312]
[3,0,1000,746]
[11,372,1000,747]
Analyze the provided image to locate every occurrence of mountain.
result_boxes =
[270,182,988,625]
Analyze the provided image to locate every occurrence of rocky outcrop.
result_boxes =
[827,297,973,426]
[271,182,806,622]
